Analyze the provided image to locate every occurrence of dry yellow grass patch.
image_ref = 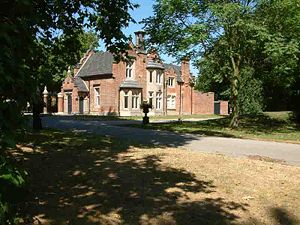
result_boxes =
[120,147,300,225]
[15,131,299,225]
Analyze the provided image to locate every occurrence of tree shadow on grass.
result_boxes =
[236,114,299,134]
[243,207,300,225]
[12,130,248,225]
[270,207,300,225]
[152,114,299,138]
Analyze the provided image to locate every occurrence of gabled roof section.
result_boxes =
[164,63,184,83]
[76,52,113,78]
[74,77,88,92]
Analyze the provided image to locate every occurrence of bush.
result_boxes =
[238,67,264,115]
[0,156,27,224]
[291,92,300,124]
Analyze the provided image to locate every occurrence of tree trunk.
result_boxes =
[32,87,42,130]
[32,102,42,130]
[229,55,240,128]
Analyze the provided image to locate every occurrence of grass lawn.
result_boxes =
[128,111,300,143]
[10,129,300,225]
[57,113,221,121]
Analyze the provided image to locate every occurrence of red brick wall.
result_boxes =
[61,49,219,116]
[86,77,120,115]
[85,49,146,115]
[165,68,178,115]
[181,59,190,83]
[61,76,80,113]
[182,84,192,115]
[192,91,214,114]
[219,100,229,115]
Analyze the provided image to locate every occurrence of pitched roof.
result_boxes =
[163,63,184,83]
[76,52,113,77]
[74,77,88,92]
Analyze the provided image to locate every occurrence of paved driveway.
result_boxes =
[42,116,300,166]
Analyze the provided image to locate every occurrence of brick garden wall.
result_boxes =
[192,91,214,114]
[219,100,229,115]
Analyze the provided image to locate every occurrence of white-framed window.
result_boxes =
[148,91,153,106]
[124,91,129,109]
[126,62,133,78]
[156,71,162,84]
[149,70,153,83]
[167,94,176,109]
[156,92,162,109]
[132,91,140,109]
[94,87,100,106]
[167,77,175,87]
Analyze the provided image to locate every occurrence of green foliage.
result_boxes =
[290,77,300,123]
[48,31,101,87]
[238,67,264,115]
[144,0,263,127]
[254,0,300,111]
[196,66,264,115]
[0,156,27,224]
[145,0,300,126]
[1,0,138,148]
[1,0,137,221]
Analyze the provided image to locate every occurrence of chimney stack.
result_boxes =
[134,31,145,52]
[181,57,190,83]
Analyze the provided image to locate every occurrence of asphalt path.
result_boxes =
[41,116,300,166]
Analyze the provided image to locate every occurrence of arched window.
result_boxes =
[126,62,133,78]
[156,92,162,109]
[156,70,162,84]
[132,91,140,109]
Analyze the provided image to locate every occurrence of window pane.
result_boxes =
[126,62,133,78]
[149,71,152,83]
[135,97,138,108]
[124,96,128,108]
[132,96,134,108]
[95,88,100,106]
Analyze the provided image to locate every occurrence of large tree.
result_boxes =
[1,1,137,222]
[42,31,100,91]
[143,0,271,127]
[196,0,300,120]
[255,0,300,115]
[0,0,137,148]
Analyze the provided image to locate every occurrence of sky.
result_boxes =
[99,0,198,75]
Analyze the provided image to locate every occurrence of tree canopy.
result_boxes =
[0,0,137,148]
[143,0,300,127]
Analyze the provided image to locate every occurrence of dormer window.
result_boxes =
[126,62,133,78]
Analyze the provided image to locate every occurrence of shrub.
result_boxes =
[0,156,27,224]
[238,67,264,115]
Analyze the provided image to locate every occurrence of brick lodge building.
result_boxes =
[56,31,228,116]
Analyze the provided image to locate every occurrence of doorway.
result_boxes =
[79,96,84,114]
[67,94,72,114]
